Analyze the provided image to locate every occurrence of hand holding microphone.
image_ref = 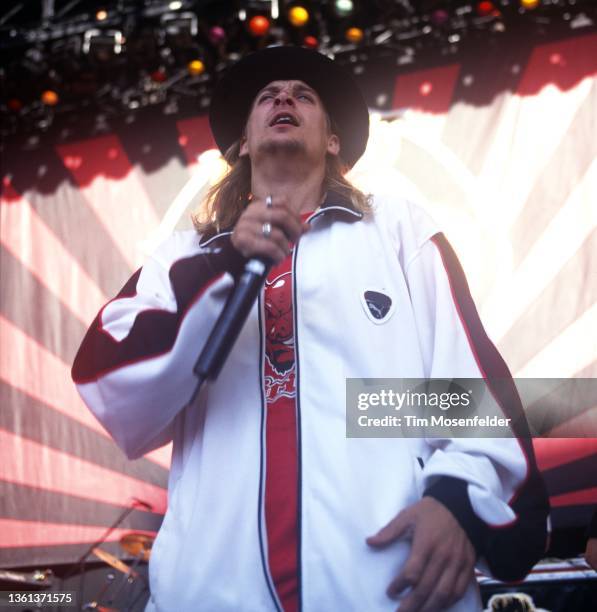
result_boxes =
[192,195,309,389]
[230,194,310,264]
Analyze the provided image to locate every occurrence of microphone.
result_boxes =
[132,497,154,511]
[192,257,271,389]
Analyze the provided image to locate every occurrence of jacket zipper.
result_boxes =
[291,236,304,612]
[256,290,284,612]
[256,204,360,612]
[289,204,361,611]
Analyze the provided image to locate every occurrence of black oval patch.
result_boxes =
[364,290,392,320]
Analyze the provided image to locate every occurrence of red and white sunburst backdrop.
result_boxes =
[1,33,596,568]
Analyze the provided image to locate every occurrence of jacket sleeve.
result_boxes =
[405,232,550,582]
[71,233,245,460]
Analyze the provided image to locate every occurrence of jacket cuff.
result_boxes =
[423,476,489,557]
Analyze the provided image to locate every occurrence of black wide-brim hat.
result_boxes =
[209,45,369,168]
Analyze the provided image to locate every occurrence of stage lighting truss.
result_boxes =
[1,0,596,140]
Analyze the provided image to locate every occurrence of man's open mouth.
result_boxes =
[269,113,299,127]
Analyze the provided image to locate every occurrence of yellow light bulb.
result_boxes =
[289,6,309,27]
[41,90,59,106]
[188,60,205,76]
[345,27,364,43]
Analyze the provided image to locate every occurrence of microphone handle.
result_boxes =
[193,258,271,382]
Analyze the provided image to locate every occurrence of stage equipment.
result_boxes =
[119,533,155,562]
[41,89,59,106]
[476,2,496,17]
[248,15,270,36]
[288,6,309,27]
[92,548,140,578]
[346,26,364,43]
[0,568,54,589]
[88,546,149,611]
[82,29,123,59]
[1,0,596,140]
[335,1,355,17]
[187,59,205,75]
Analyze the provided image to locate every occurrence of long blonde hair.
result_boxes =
[192,140,371,235]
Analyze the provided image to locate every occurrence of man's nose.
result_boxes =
[274,92,295,107]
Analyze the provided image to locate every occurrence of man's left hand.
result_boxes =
[366,497,476,612]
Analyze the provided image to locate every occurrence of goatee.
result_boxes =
[258,138,306,157]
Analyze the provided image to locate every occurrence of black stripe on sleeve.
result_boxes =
[72,237,245,383]
[428,233,549,581]
[424,476,489,557]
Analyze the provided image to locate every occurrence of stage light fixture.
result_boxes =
[397,46,415,65]
[161,12,198,38]
[123,89,146,110]
[570,12,593,29]
[289,6,309,27]
[36,114,53,131]
[151,69,167,83]
[431,9,449,25]
[345,27,364,43]
[1,0,590,141]
[7,98,23,112]
[248,15,270,36]
[373,28,392,45]
[476,1,495,17]
[22,47,47,76]
[419,81,432,96]
[335,0,354,17]
[188,59,205,76]
[375,93,388,106]
[41,90,59,106]
[83,29,124,58]
[164,98,179,115]
[208,26,226,45]
[271,0,280,20]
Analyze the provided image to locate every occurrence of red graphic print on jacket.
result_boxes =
[265,266,296,401]
[264,250,298,612]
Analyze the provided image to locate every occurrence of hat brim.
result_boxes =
[209,46,369,168]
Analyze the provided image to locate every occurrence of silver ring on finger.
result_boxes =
[265,195,273,208]
[262,222,272,238]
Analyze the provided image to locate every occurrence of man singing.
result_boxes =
[72,46,549,611]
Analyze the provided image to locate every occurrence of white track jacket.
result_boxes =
[72,192,549,612]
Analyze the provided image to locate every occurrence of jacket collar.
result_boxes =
[311,189,364,221]
[199,189,364,248]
